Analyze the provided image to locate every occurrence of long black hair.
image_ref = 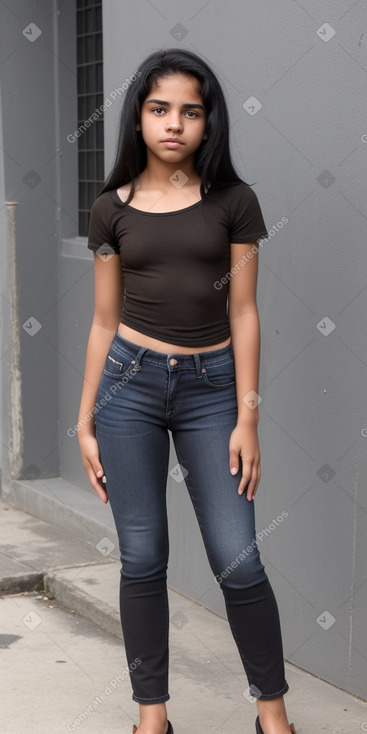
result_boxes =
[100,48,245,203]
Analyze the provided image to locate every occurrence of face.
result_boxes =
[137,73,207,165]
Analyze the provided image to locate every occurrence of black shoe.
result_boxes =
[255,715,296,733]
[132,721,174,734]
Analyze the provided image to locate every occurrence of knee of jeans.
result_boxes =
[119,545,168,580]
[214,550,267,590]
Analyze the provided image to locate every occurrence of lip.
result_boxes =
[161,138,184,147]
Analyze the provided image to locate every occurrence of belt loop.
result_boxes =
[193,352,202,378]
[131,346,148,371]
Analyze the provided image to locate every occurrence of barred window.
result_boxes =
[76,0,104,236]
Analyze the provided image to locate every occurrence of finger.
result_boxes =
[245,468,261,501]
[91,456,104,480]
[86,464,108,504]
[229,449,240,476]
[90,456,108,500]
[236,457,251,495]
[245,479,256,501]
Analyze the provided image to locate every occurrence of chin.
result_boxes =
[158,150,187,160]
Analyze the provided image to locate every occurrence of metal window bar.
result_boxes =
[76,0,104,236]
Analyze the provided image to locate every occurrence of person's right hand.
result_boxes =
[78,433,108,503]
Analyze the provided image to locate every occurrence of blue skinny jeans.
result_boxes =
[95,330,289,705]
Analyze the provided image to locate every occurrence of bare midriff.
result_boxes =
[118,323,231,354]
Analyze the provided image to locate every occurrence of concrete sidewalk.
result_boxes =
[1,500,366,733]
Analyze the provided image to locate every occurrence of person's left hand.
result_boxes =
[229,422,261,501]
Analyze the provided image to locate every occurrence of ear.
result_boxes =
[136,123,141,131]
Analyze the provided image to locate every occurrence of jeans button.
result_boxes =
[169,358,178,366]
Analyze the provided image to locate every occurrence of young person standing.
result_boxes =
[78,48,297,734]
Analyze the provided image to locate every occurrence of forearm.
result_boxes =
[230,309,260,425]
[77,322,118,436]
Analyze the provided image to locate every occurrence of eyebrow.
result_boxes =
[146,98,205,110]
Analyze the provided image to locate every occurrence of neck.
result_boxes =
[141,150,200,188]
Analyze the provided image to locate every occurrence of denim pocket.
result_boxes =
[201,358,235,389]
[103,346,138,379]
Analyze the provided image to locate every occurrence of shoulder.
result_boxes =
[88,190,121,253]
[88,190,122,231]
[205,181,261,221]
[90,190,116,216]
[207,180,257,206]
[115,182,132,203]
[206,180,267,242]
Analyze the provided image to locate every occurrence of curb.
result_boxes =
[0,571,122,642]
[0,572,44,596]
[44,573,122,640]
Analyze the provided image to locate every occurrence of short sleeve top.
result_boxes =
[87,181,268,346]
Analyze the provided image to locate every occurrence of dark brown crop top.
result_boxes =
[87,181,268,346]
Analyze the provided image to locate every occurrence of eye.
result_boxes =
[186,111,199,118]
[152,107,166,115]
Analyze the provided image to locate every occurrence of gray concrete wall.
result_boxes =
[0,0,366,701]
[0,85,5,474]
[0,1,62,481]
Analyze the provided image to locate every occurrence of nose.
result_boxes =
[166,112,182,132]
